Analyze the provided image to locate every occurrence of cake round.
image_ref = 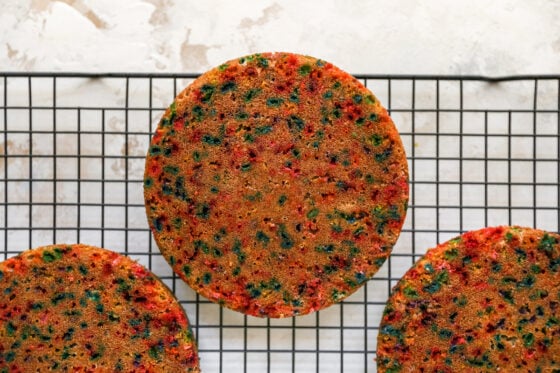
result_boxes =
[377,226,560,372]
[0,244,199,372]
[144,52,408,317]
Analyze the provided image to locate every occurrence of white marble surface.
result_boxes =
[1,0,559,75]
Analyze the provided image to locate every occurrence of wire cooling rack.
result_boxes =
[1,73,559,372]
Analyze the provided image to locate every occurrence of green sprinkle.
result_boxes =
[52,292,75,305]
[307,208,319,219]
[352,94,363,104]
[546,316,559,328]
[202,134,222,146]
[218,63,228,71]
[266,97,283,107]
[244,191,262,202]
[200,84,215,103]
[365,95,375,104]
[195,202,211,219]
[517,275,536,288]
[355,272,367,284]
[235,111,249,120]
[144,177,153,188]
[232,239,246,264]
[193,151,203,162]
[256,231,270,246]
[244,88,261,102]
[162,183,172,195]
[246,283,262,298]
[298,64,312,75]
[202,273,212,284]
[499,289,514,304]
[403,286,418,299]
[240,162,252,172]
[255,125,273,135]
[278,195,287,206]
[221,81,236,93]
[212,247,222,257]
[4,351,15,363]
[323,91,333,99]
[152,217,164,232]
[149,145,162,156]
[539,233,557,253]
[86,289,101,302]
[423,270,449,294]
[63,327,75,341]
[31,302,44,311]
[492,262,502,272]
[505,231,514,241]
[522,333,534,347]
[501,276,516,285]
[194,240,210,254]
[182,265,191,277]
[257,56,269,68]
[232,267,241,276]
[192,105,204,121]
[331,224,343,233]
[369,134,383,146]
[289,88,300,103]
[292,148,301,158]
[375,148,392,162]
[278,224,294,249]
[42,249,62,263]
[438,329,453,339]
[324,265,337,274]
[171,217,182,230]
[6,322,16,336]
[316,244,335,253]
[379,325,403,340]
[116,278,131,293]
[332,289,346,301]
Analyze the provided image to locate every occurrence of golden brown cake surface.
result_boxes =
[377,226,560,372]
[144,52,408,317]
[0,244,199,372]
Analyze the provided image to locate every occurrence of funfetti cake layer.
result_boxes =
[0,244,199,372]
[144,52,409,318]
[377,226,560,372]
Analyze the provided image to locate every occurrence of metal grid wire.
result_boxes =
[1,73,559,372]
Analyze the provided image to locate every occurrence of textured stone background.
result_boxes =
[1,0,559,74]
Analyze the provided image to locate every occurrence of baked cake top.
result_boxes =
[0,244,199,372]
[144,52,409,317]
[378,226,560,372]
